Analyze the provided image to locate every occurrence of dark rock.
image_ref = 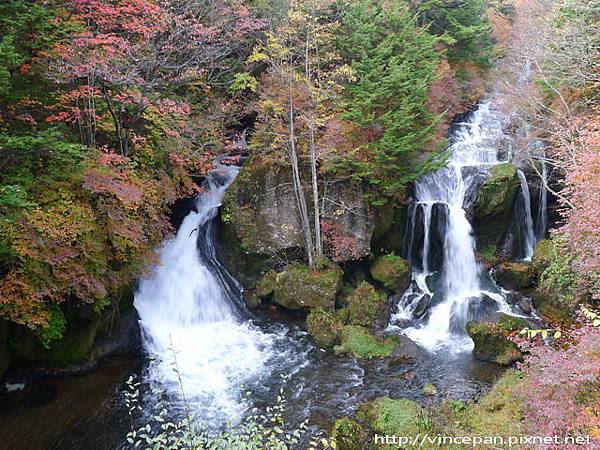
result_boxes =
[494,262,535,290]
[472,163,520,247]
[518,298,533,315]
[466,314,529,366]
[412,294,432,319]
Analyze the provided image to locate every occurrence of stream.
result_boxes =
[0,101,545,449]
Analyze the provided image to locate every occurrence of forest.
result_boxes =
[0,0,598,449]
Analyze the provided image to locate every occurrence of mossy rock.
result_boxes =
[254,265,342,311]
[346,282,386,329]
[306,308,343,349]
[338,326,396,359]
[370,254,410,293]
[331,417,367,450]
[537,302,575,327]
[358,397,425,438]
[422,383,437,396]
[456,369,524,437]
[531,239,553,276]
[466,316,526,366]
[473,163,520,246]
[477,244,498,267]
[494,262,535,290]
[12,316,100,367]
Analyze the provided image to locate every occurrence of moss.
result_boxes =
[12,315,100,366]
[255,265,342,311]
[422,383,437,396]
[370,254,410,293]
[495,262,535,290]
[477,245,498,267]
[466,316,526,366]
[473,163,520,246]
[358,397,426,438]
[531,239,553,276]
[346,282,386,329]
[457,370,524,437]
[331,417,367,450]
[306,308,343,349]
[339,325,396,359]
[537,301,575,327]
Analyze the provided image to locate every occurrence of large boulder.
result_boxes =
[531,239,553,276]
[358,397,426,441]
[370,254,411,293]
[254,264,342,311]
[306,308,343,349]
[331,417,367,450]
[221,158,375,263]
[338,326,397,359]
[494,261,535,290]
[472,163,520,247]
[466,314,528,366]
[345,282,388,330]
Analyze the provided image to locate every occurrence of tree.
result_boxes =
[47,0,266,155]
[249,0,352,266]
[416,0,494,66]
[336,0,445,203]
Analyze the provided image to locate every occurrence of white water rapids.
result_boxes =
[135,165,304,425]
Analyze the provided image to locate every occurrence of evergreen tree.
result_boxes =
[337,0,445,202]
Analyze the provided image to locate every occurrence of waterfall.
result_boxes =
[535,156,548,241]
[135,165,297,425]
[391,103,514,352]
[516,170,536,260]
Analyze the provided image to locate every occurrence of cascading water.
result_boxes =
[516,169,536,260]
[135,165,305,425]
[391,102,516,352]
[535,155,548,241]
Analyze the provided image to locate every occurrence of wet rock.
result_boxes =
[338,326,397,359]
[472,163,520,247]
[494,262,535,290]
[518,298,533,315]
[466,314,529,366]
[370,254,410,293]
[422,383,437,396]
[345,282,388,330]
[412,294,432,319]
[357,397,426,438]
[400,370,416,381]
[331,417,367,450]
[531,239,553,276]
[254,265,342,311]
[306,308,343,349]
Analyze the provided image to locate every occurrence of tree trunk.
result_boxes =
[288,77,315,267]
[102,85,125,156]
[305,34,322,260]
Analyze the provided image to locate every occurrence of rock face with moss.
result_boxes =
[370,254,410,293]
[472,163,520,247]
[253,265,342,311]
[494,261,535,290]
[346,282,388,329]
[221,158,375,262]
[331,417,367,450]
[338,326,397,359]
[466,314,528,365]
[358,397,426,440]
[306,308,343,349]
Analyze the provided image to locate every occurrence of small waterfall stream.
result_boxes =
[391,103,518,352]
[516,169,536,260]
[134,165,305,425]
